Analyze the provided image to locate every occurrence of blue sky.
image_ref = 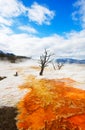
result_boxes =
[17,0,82,35]
[0,0,85,59]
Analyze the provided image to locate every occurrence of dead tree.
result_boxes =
[57,62,64,70]
[51,61,64,70]
[51,62,56,70]
[39,49,53,76]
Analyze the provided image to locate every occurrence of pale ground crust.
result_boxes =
[0,59,85,107]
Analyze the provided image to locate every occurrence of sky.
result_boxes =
[0,0,85,59]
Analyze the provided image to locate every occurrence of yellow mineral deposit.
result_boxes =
[16,76,85,130]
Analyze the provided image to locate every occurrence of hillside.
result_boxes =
[0,50,31,63]
[56,58,85,64]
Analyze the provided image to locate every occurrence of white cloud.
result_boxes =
[0,0,84,59]
[0,25,13,34]
[0,0,55,26]
[0,16,13,26]
[0,0,27,28]
[0,30,85,59]
[19,25,38,34]
[0,0,26,18]
[72,0,85,28]
[27,2,55,25]
[0,0,27,29]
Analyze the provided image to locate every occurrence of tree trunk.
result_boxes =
[39,67,44,76]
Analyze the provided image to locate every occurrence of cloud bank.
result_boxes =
[0,30,85,59]
[0,0,85,59]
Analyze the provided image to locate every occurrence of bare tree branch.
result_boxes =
[39,49,54,75]
[57,62,64,70]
